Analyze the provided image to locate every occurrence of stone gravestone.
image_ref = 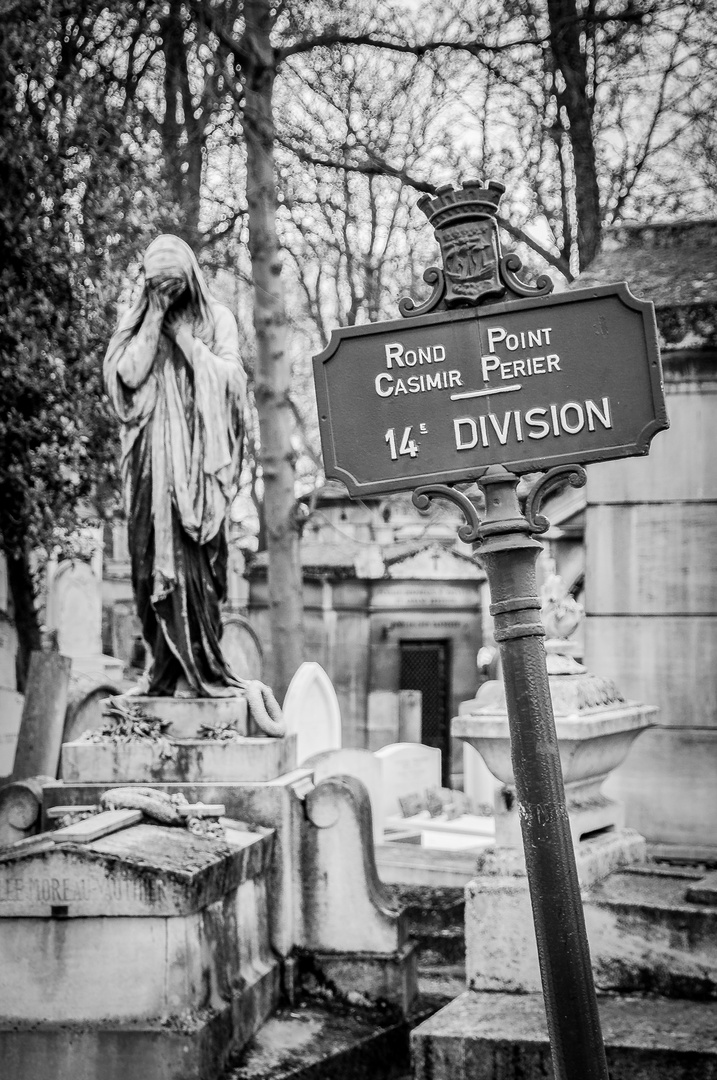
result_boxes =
[221,614,263,681]
[11,652,71,782]
[0,612,23,777]
[375,742,442,822]
[398,689,422,743]
[366,690,400,751]
[283,662,342,765]
[307,747,384,844]
[46,560,123,682]
[62,675,123,744]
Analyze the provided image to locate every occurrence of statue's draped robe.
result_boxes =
[105,300,246,696]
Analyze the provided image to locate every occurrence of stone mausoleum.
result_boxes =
[247,488,487,787]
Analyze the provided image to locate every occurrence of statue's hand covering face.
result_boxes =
[104,234,248,698]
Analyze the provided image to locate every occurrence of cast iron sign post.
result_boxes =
[313,179,668,1080]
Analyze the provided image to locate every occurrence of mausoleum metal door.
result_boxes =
[399,640,451,785]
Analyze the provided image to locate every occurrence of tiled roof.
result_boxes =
[384,542,476,569]
[247,538,471,578]
[249,542,361,573]
[574,220,717,308]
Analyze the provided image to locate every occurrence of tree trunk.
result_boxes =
[6,546,42,694]
[240,0,303,701]
[547,0,602,269]
[161,0,202,246]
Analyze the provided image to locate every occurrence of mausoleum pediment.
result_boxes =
[385,542,483,580]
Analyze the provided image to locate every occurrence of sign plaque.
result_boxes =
[313,283,667,496]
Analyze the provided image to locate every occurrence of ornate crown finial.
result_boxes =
[398,175,553,319]
[417,179,505,232]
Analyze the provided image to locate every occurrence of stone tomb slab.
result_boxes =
[412,991,717,1080]
[0,822,274,918]
[61,732,297,784]
[41,773,314,962]
[0,820,280,1078]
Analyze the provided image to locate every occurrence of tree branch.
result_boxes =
[277,136,572,279]
[277,31,541,63]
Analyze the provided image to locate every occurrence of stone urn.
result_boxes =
[453,569,657,847]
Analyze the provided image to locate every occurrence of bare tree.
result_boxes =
[6,0,715,694]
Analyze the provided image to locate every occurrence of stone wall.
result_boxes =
[586,351,717,845]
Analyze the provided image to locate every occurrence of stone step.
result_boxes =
[586,866,717,999]
[411,991,717,1080]
[220,997,441,1080]
[415,931,465,967]
[384,884,465,935]
[417,965,466,1006]
[386,883,465,967]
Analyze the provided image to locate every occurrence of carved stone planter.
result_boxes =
[453,668,656,848]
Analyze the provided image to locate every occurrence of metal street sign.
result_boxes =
[313,282,668,496]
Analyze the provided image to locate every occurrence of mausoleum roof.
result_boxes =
[248,538,482,581]
[573,220,717,356]
[248,541,365,578]
[574,219,717,309]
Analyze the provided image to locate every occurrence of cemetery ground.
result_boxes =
[2,651,717,1080]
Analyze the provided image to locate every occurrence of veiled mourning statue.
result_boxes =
[104,235,247,698]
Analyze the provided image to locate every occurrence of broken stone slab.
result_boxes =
[40,770,420,1016]
[60,733,297,784]
[51,808,142,841]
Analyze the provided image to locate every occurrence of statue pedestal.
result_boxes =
[451,653,658,994]
[113,694,249,738]
[61,693,294,784]
[62,733,296,784]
